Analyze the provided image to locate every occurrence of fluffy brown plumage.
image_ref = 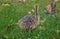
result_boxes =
[18,4,40,31]
[46,0,56,13]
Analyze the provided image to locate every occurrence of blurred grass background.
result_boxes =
[0,0,60,39]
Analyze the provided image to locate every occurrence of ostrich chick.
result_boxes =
[18,4,40,31]
[46,0,56,13]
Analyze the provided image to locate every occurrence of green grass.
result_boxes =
[0,0,60,39]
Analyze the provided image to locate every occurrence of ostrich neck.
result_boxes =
[35,7,39,20]
[52,0,56,10]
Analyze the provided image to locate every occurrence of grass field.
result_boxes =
[0,0,60,39]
